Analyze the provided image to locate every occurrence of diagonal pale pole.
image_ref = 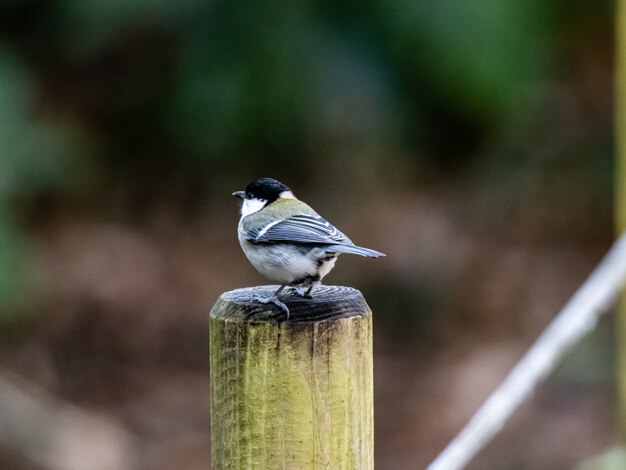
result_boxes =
[427,9,626,468]
[427,232,626,470]
[617,0,626,437]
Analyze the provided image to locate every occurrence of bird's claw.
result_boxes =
[252,294,290,320]
[289,287,313,299]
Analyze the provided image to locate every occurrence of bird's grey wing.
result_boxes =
[245,214,352,245]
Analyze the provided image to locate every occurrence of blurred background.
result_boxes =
[0,0,617,468]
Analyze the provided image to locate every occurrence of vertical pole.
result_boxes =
[209,285,374,469]
[617,0,626,436]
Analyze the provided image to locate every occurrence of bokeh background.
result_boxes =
[0,1,617,469]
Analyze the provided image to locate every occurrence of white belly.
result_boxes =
[240,239,338,285]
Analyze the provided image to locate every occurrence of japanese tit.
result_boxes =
[233,177,385,318]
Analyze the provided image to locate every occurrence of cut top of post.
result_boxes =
[211,285,371,323]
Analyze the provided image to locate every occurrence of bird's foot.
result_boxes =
[289,287,313,299]
[252,294,290,320]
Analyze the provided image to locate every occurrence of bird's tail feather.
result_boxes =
[327,244,385,258]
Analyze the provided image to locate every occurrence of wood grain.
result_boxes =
[210,285,373,469]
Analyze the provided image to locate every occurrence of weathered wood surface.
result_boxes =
[210,285,373,469]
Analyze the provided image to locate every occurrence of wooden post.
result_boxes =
[209,285,374,469]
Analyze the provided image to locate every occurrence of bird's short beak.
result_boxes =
[232,191,245,199]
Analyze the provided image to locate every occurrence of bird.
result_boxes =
[233,177,385,318]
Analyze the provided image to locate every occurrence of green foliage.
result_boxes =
[0,49,95,318]
[381,0,550,116]
[0,213,28,317]
[0,0,614,317]
[168,1,318,159]
[9,0,564,164]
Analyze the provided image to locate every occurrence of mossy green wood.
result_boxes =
[209,285,374,470]
[618,0,626,437]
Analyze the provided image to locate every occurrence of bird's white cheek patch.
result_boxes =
[241,198,267,217]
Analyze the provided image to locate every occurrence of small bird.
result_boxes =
[233,177,385,317]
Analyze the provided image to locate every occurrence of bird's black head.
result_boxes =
[242,177,292,205]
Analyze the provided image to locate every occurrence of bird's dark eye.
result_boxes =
[246,193,252,199]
